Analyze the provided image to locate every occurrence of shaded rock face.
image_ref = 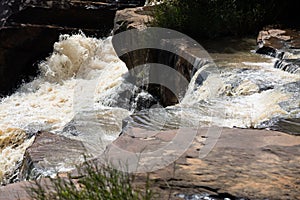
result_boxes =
[256,28,300,74]
[270,118,300,136]
[104,127,300,200]
[0,0,146,27]
[19,131,86,181]
[117,47,198,107]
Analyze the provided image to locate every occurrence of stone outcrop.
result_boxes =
[19,131,86,181]
[104,127,300,199]
[256,28,300,74]
[113,7,213,107]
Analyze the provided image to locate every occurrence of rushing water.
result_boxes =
[0,33,299,183]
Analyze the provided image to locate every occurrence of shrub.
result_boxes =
[151,0,286,38]
[28,161,153,200]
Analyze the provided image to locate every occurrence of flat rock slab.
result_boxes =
[104,127,300,199]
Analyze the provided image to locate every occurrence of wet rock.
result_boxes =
[270,118,300,136]
[104,127,300,199]
[19,131,86,181]
[256,28,300,74]
[113,9,213,106]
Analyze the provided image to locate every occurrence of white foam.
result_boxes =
[0,34,129,181]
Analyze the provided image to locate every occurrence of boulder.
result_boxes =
[0,181,31,200]
[114,6,153,34]
[19,131,86,180]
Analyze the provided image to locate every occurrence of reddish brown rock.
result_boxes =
[256,28,300,58]
[114,6,153,34]
[0,178,64,200]
[256,28,300,74]
[104,127,300,199]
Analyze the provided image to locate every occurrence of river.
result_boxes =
[0,33,299,184]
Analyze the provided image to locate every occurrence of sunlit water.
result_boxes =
[0,34,299,183]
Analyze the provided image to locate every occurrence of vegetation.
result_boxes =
[28,161,153,200]
[151,0,298,38]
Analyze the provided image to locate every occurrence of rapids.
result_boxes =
[0,33,299,183]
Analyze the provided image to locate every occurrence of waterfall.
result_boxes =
[274,59,300,74]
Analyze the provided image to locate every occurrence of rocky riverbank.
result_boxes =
[1,128,300,199]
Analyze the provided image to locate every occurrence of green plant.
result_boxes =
[28,160,153,200]
[151,0,188,31]
[151,0,284,38]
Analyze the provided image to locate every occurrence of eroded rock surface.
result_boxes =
[105,127,300,199]
[114,6,153,34]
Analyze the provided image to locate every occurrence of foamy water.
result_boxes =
[0,33,299,183]
[0,33,129,183]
